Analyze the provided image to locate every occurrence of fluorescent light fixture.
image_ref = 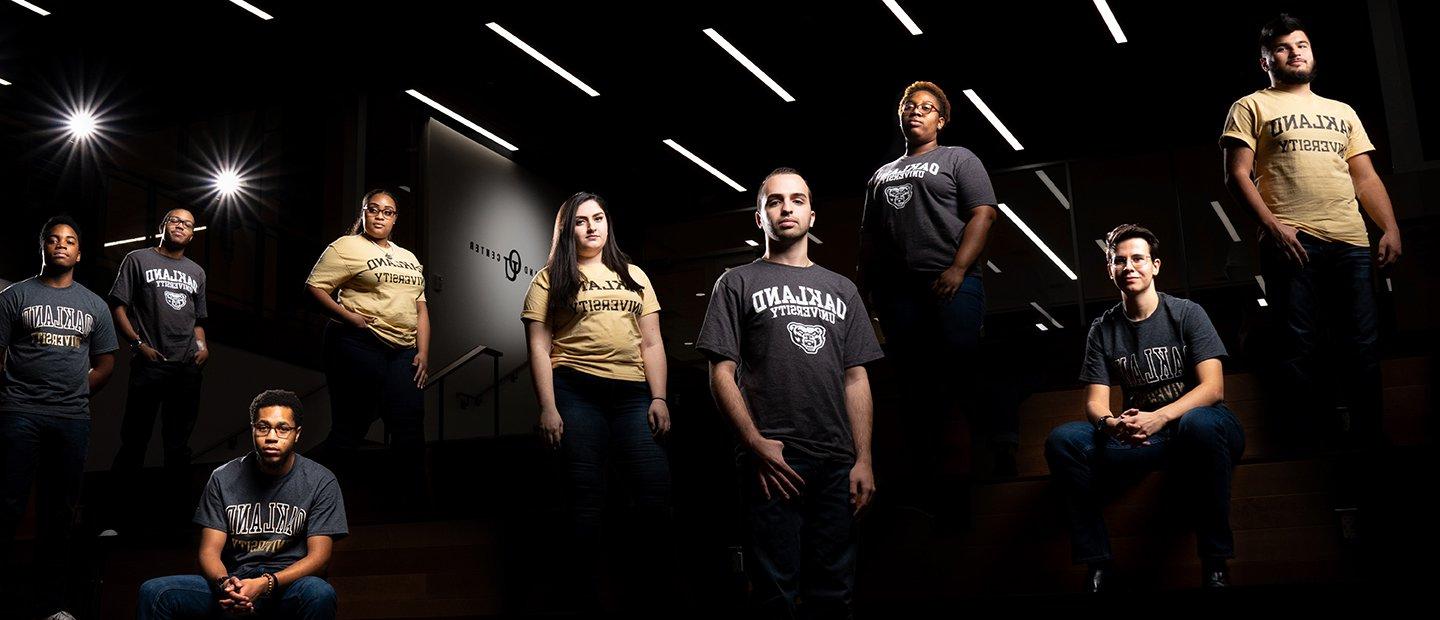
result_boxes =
[226,0,273,20]
[11,1,49,16]
[486,22,600,97]
[1095,238,1108,253]
[702,28,795,102]
[1036,323,1049,332]
[1254,275,1266,295]
[1386,278,1393,292]
[807,233,824,245]
[963,89,1024,151]
[0,77,11,86]
[105,226,208,248]
[406,90,518,152]
[66,110,98,140]
[986,260,1001,273]
[744,239,760,247]
[999,203,1078,280]
[1257,298,1268,307]
[881,0,923,35]
[1092,0,1128,44]
[1030,301,1063,329]
[1209,201,1241,242]
[1035,170,1070,210]
[684,342,695,346]
[662,139,745,192]
[695,293,706,297]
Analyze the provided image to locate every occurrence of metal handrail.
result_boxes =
[425,344,504,440]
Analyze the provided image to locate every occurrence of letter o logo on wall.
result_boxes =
[504,249,523,282]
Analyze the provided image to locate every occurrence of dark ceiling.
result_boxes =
[0,0,1391,219]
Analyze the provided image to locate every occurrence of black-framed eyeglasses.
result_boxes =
[163,215,196,230]
[252,422,297,438]
[901,101,939,115]
[364,204,398,218]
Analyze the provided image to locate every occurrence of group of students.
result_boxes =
[0,12,1402,619]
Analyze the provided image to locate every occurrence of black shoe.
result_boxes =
[1085,565,1111,593]
[1202,562,1230,588]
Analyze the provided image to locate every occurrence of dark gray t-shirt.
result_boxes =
[109,248,208,362]
[1080,293,1227,417]
[0,277,119,418]
[194,453,349,577]
[862,145,998,275]
[696,260,885,461]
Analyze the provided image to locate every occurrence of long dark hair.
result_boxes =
[346,188,397,236]
[545,191,643,322]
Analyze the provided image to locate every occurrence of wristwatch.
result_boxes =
[1094,415,1116,433]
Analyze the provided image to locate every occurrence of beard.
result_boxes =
[1272,59,1316,85]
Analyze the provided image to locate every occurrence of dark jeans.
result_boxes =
[113,359,204,470]
[551,366,671,607]
[136,574,337,619]
[1259,231,1383,444]
[321,322,425,491]
[1044,406,1246,563]
[741,452,856,620]
[553,366,671,538]
[871,272,1009,494]
[0,412,90,616]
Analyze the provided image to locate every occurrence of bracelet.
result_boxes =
[652,396,667,403]
[215,575,234,591]
[263,573,276,597]
[1094,415,1115,432]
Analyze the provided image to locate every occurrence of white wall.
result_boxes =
[421,119,559,438]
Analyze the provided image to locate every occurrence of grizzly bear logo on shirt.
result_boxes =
[787,322,827,355]
[884,184,913,209]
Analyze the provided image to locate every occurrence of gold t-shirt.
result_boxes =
[305,235,427,348]
[521,263,660,382]
[1221,88,1376,247]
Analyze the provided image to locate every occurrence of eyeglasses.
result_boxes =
[1110,255,1153,268]
[364,204,398,218]
[900,101,939,116]
[163,216,195,230]
[252,422,297,438]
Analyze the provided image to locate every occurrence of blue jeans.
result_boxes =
[136,574,337,619]
[551,367,671,603]
[321,322,425,496]
[1260,231,1382,443]
[1044,406,1246,563]
[0,412,90,616]
[871,273,1006,495]
[740,452,856,620]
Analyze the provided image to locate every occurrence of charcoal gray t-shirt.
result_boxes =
[194,453,349,577]
[862,145,998,275]
[0,277,119,418]
[1080,293,1227,416]
[696,260,884,461]
[109,248,208,362]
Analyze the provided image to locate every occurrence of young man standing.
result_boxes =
[109,208,210,520]
[1221,14,1401,447]
[1044,225,1245,592]
[0,216,119,619]
[697,168,884,618]
[137,389,347,619]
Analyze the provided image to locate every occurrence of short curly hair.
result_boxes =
[248,389,304,426]
[898,81,952,122]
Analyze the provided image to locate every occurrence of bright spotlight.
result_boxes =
[214,169,242,196]
[66,110,97,140]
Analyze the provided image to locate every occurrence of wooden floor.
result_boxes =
[48,355,1436,616]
